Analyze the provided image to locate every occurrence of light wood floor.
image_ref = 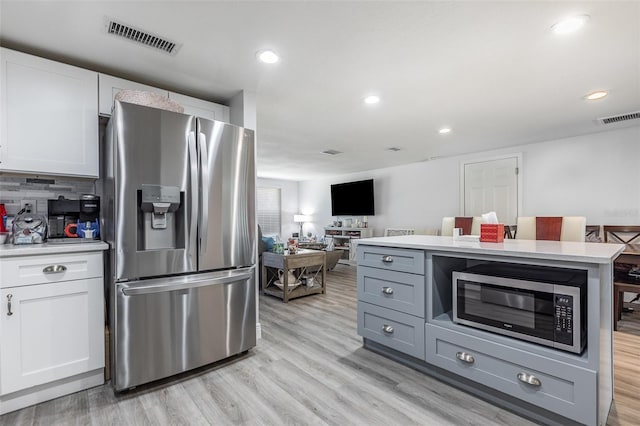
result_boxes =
[2,264,639,425]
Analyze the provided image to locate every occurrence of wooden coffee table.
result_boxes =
[262,249,326,302]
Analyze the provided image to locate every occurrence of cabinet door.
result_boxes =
[98,73,169,116]
[0,48,99,177]
[169,92,230,122]
[0,278,104,395]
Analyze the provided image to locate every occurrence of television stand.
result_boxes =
[324,226,373,263]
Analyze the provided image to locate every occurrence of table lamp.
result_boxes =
[294,214,311,239]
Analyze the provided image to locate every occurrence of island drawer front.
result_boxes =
[358,301,425,359]
[357,246,424,275]
[425,323,596,424]
[357,266,424,316]
[0,252,103,288]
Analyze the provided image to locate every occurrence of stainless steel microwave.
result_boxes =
[453,263,587,354]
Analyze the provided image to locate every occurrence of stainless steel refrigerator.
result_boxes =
[103,101,256,391]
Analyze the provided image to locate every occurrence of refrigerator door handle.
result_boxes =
[199,131,209,256]
[188,131,199,266]
[121,270,253,296]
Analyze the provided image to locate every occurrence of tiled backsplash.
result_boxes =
[0,176,97,216]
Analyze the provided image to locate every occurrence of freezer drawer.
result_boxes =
[113,268,256,391]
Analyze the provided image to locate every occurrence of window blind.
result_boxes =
[257,187,281,236]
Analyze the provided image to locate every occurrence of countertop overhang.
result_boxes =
[358,235,625,264]
[0,241,109,257]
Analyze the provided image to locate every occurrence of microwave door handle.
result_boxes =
[188,131,198,268]
[199,131,209,257]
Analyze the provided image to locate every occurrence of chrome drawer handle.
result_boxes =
[381,255,393,263]
[7,294,13,316]
[456,351,475,364]
[43,265,67,274]
[382,324,394,334]
[517,372,542,387]
[382,287,394,295]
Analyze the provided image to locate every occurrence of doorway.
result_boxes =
[461,155,521,226]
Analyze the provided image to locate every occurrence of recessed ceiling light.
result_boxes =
[584,90,608,101]
[256,50,279,64]
[364,95,380,105]
[439,127,452,134]
[551,15,590,34]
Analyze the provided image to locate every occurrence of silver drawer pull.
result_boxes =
[382,324,394,334]
[456,351,475,364]
[382,287,394,295]
[381,255,394,263]
[517,372,542,387]
[43,265,67,274]
[7,294,13,316]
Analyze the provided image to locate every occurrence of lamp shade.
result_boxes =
[294,214,311,223]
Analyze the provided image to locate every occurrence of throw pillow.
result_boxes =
[262,236,275,251]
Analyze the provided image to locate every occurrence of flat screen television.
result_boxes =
[331,179,375,216]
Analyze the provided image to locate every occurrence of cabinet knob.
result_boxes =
[517,372,542,387]
[381,255,394,263]
[6,294,13,316]
[43,265,67,274]
[455,351,475,364]
[382,324,394,334]
[382,287,394,295]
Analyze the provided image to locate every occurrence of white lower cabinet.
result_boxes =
[0,279,104,395]
[0,250,105,414]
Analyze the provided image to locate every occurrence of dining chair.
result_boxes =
[441,217,485,236]
[515,216,586,242]
[585,225,601,241]
[604,225,640,330]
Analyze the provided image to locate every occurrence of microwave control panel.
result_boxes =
[554,294,574,345]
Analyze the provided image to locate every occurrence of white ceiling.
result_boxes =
[1,1,639,181]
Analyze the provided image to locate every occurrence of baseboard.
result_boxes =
[256,322,262,339]
[0,369,104,415]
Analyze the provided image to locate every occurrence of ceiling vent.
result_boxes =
[598,111,640,125]
[105,17,182,56]
[322,149,342,155]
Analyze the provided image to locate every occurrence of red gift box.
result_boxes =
[480,224,505,243]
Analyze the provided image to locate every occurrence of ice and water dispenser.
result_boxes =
[138,184,184,250]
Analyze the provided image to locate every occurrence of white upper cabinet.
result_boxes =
[168,91,230,122]
[0,48,99,177]
[98,73,169,116]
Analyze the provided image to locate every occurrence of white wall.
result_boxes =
[298,126,640,237]
[257,177,299,239]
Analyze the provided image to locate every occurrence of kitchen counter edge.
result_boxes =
[0,241,109,257]
[358,235,625,264]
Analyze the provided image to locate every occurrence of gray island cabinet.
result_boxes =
[356,236,624,426]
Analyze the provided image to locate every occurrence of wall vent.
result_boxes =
[598,111,640,125]
[105,17,182,55]
[322,149,342,155]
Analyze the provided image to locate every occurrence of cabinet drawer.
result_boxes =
[357,266,424,316]
[357,245,424,274]
[425,323,596,424]
[358,302,424,359]
[0,252,103,288]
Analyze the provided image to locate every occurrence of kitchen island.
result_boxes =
[356,235,624,426]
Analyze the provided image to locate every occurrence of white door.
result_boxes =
[0,279,104,395]
[463,157,519,225]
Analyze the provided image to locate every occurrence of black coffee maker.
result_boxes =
[47,195,100,239]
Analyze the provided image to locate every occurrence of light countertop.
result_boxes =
[0,240,109,258]
[358,235,625,264]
